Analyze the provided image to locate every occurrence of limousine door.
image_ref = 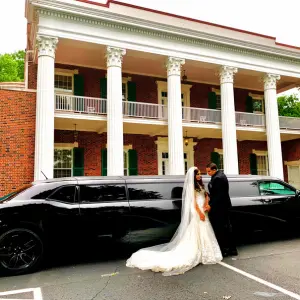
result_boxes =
[225,179,268,236]
[125,178,184,247]
[257,180,300,230]
[78,179,131,246]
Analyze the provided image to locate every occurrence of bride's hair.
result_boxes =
[194,168,205,191]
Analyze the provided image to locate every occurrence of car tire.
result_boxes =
[0,228,44,276]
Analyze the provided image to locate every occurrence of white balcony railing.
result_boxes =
[55,94,300,130]
[182,107,221,123]
[235,112,265,127]
[279,116,300,130]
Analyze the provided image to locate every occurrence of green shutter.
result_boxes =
[210,151,220,169]
[101,148,107,176]
[128,149,138,175]
[246,95,253,113]
[250,153,258,175]
[74,74,84,112]
[208,92,217,109]
[100,78,107,114]
[73,148,84,176]
[127,81,136,102]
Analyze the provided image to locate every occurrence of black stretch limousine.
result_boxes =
[0,174,299,276]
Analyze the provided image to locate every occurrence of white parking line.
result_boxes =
[219,261,300,300]
[0,287,43,300]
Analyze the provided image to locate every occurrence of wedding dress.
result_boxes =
[126,167,223,276]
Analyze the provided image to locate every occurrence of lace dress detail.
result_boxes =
[126,190,223,276]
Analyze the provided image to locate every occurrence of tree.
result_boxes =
[0,50,25,82]
[277,94,300,118]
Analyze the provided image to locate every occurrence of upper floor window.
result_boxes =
[55,74,73,92]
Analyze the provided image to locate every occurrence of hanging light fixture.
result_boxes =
[184,130,189,146]
[73,124,79,148]
[182,70,187,82]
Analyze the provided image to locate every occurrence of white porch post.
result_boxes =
[219,66,239,175]
[34,35,58,180]
[263,73,284,180]
[106,46,126,176]
[166,57,185,175]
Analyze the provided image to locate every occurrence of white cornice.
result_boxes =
[30,0,300,65]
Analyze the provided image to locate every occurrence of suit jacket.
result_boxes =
[208,170,232,216]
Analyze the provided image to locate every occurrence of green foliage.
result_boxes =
[277,94,300,117]
[0,50,25,82]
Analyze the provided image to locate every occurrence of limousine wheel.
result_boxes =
[0,228,44,276]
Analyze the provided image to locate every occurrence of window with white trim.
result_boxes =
[249,93,264,113]
[161,152,188,175]
[54,148,73,178]
[124,150,129,176]
[214,148,224,171]
[54,74,73,94]
[257,155,268,175]
[122,82,128,101]
[216,94,221,110]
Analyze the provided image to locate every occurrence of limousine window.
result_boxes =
[229,181,259,198]
[79,185,127,203]
[47,185,76,203]
[127,183,183,201]
[259,181,295,196]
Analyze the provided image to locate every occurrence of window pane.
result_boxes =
[259,181,295,196]
[128,182,184,200]
[54,74,73,91]
[54,169,72,178]
[229,181,259,197]
[80,185,127,202]
[48,185,76,203]
[257,156,268,175]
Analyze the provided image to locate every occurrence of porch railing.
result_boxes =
[182,106,221,123]
[235,112,265,127]
[55,94,300,130]
[279,116,300,130]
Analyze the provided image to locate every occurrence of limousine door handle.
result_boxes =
[262,198,272,203]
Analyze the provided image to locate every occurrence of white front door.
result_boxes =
[287,165,300,189]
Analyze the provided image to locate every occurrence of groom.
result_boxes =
[205,162,238,257]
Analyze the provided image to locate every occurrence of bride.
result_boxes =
[126,167,223,276]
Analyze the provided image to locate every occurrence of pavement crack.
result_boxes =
[90,266,120,300]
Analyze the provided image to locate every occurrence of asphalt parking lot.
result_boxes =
[0,237,300,300]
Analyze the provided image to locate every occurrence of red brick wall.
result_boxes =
[54,130,157,176]
[0,90,36,196]
[28,62,37,90]
[193,138,267,174]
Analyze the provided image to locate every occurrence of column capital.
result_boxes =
[219,66,238,84]
[166,57,185,76]
[106,46,126,68]
[36,35,58,58]
[263,73,280,90]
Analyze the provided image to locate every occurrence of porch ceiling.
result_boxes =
[55,38,300,93]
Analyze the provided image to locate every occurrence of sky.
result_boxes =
[0,0,299,95]
[1,0,300,54]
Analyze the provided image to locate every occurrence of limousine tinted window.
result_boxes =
[127,182,184,201]
[79,184,127,202]
[48,185,76,203]
[229,181,259,198]
[259,181,295,196]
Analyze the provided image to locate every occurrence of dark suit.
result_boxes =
[208,170,237,255]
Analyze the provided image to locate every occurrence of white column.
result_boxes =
[219,66,239,175]
[264,73,284,180]
[106,46,126,176]
[34,35,58,180]
[166,57,185,175]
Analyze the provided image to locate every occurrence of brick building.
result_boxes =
[1,0,300,196]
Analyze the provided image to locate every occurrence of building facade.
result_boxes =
[2,0,300,195]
